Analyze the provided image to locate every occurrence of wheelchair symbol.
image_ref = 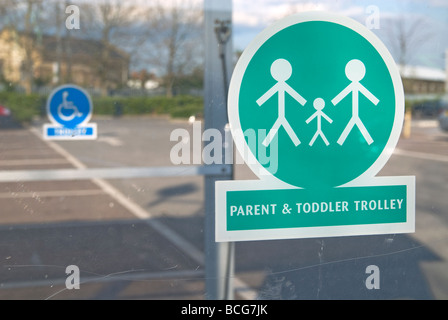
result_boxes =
[58,91,83,121]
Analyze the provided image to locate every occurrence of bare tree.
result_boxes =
[0,0,203,96]
[385,15,433,67]
[144,1,203,97]
[80,0,142,95]
[0,0,31,29]
[0,0,44,94]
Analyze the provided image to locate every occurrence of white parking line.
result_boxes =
[97,136,123,146]
[28,127,258,299]
[29,127,206,263]
[0,189,105,199]
[395,148,448,163]
[412,120,438,128]
[29,128,87,169]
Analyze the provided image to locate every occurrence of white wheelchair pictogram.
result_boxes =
[58,91,83,122]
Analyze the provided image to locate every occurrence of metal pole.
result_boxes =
[203,0,234,300]
[215,19,231,100]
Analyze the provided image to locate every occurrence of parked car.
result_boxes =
[412,99,447,119]
[439,103,448,132]
[0,104,13,127]
[0,105,11,117]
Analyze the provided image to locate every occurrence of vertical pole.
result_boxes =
[65,0,73,83]
[203,0,234,300]
[445,50,448,94]
[54,1,62,85]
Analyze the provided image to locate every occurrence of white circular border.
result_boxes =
[46,84,93,126]
[228,11,405,188]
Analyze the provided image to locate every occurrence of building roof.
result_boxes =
[399,64,446,82]
[41,35,129,63]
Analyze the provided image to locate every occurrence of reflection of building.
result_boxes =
[127,70,160,90]
[0,29,129,92]
[399,64,446,95]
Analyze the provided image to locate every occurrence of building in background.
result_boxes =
[0,28,129,94]
[399,64,446,96]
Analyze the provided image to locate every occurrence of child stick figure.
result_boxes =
[332,59,379,145]
[306,98,332,146]
[257,59,307,147]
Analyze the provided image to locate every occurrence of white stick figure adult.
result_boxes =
[306,98,333,146]
[331,59,379,145]
[257,58,307,147]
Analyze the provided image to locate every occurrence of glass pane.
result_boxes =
[0,0,446,303]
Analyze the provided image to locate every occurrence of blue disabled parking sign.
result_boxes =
[43,84,97,140]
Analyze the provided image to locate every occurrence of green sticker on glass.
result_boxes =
[235,21,396,188]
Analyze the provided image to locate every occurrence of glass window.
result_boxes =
[0,0,447,304]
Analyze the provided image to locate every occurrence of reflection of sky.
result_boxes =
[233,0,448,69]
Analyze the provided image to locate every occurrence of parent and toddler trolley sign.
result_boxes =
[216,12,415,242]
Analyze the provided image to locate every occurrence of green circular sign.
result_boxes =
[228,12,404,189]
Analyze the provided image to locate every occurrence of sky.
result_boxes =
[231,0,448,70]
[21,0,447,72]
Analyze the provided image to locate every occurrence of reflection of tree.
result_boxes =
[0,0,44,94]
[81,0,139,96]
[144,1,203,97]
[385,15,433,67]
[0,0,203,96]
